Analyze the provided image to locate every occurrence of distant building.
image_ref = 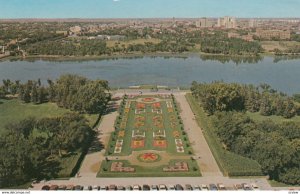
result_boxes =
[217,16,236,29]
[196,18,213,28]
[228,32,254,41]
[249,19,257,28]
[256,29,291,40]
[69,26,82,35]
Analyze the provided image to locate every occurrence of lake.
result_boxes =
[0,55,299,95]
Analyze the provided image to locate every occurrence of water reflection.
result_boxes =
[199,55,263,64]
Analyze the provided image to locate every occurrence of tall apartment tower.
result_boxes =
[217,16,236,28]
[196,18,213,28]
[249,19,257,28]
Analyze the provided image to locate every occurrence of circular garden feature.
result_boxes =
[138,153,161,163]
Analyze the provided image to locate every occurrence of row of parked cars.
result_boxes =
[41,183,259,191]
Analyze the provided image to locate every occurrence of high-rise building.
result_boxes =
[217,16,236,28]
[249,19,257,28]
[196,18,213,28]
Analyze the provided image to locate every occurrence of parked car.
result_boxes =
[234,184,243,191]
[209,184,218,191]
[251,183,259,190]
[175,184,184,191]
[193,185,201,190]
[167,185,175,190]
[242,183,252,190]
[125,185,133,191]
[58,185,66,190]
[151,185,158,190]
[41,185,50,190]
[49,185,58,190]
[133,185,141,191]
[74,185,83,190]
[142,184,151,191]
[185,184,193,190]
[100,186,107,190]
[66,185,74,190]
[108,184,117,190]
[217,183,226,190]
[117,186,126,191]
[201,184,209,191]
[159,184,167,191]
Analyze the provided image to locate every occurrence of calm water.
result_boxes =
[0,56,299,95]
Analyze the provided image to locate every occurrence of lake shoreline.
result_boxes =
[0,51,285,62]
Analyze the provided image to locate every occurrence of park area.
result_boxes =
[98,94,200,177]
[0,99,98,178]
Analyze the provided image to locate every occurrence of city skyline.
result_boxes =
[0,0,300,19]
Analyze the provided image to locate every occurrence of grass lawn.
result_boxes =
[106,97,192,156]
[97,159,200,177]
[0,98,99,180]
[0,99,99,134]
[106,38,161,48]
[99,95,199,177]
[57,151,82,177]
[0,99,70,134]
[185,93,263,177]
[268,180,299,187]
[246,111,300,124]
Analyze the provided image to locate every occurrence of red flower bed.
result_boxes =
[142,98,155,102]
[152,102,161,109]
[131,139,145,149]
[153,140,167,148]
[136,103,145,109]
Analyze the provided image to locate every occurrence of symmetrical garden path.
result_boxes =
[174,93,223,177]
[78,94,123,177]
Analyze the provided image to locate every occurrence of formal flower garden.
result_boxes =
[99,94,200,177]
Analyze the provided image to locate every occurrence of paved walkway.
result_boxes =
[78,94,122,177]
[174,93,223,177]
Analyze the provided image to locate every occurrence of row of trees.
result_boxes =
[0,113,91,187]
[191,81,299,118]
[2,75,111,114]
[212,112,300,185]
[25,39,108,56]
[200,36,263,56]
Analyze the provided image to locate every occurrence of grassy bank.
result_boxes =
[246,111,300,124]
[185,93,263,177]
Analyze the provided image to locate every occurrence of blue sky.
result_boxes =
[0,0,299,18]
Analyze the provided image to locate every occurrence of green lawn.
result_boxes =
[246,111,300,124]
[97,159,200,177]
[0,99,70,134]
[100,95,199,177]
[185,93,263,177]
[0,99,98,134]
[0,98,99,180]
[107,95,192,156]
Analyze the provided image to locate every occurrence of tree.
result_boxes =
[31,84,38,104]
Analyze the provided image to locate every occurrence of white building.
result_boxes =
[217,16,236,29]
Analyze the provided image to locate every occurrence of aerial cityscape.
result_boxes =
[0,0,300,192]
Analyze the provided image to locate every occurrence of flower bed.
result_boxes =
[131,139,145,149]
[138,153,161,163]
[153,139,167,148]
[142,97,155,102]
